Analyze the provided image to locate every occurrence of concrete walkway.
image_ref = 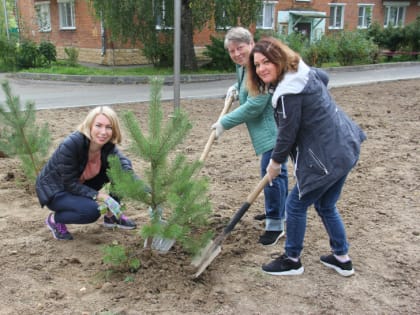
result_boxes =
[1,61,419,110]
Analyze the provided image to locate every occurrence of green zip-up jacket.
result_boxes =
[220,65,277,156]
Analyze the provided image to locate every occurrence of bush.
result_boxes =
[404,15,420,59]
[277,31,309,55]
[303,35,338,67]
[334,30,378,66]
[64,46,79,67]
[203,35,234,71]
[17,40,40,69]
[39,41,57,66]
[0,36,17,70]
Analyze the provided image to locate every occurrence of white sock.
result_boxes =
[334,254,350,262]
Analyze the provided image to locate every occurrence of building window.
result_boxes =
[35,1,51,32]
[358,5,374,29]
[256,2,275,29]
[329,4,345,29]
[384,5,407,27]
[58,0,75,30]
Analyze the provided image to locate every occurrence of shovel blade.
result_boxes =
[192,245,222,278]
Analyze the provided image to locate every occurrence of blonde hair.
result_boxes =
[77,106,122,144]
[247,37,301,96]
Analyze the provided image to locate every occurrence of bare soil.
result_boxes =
[0,79,419,315]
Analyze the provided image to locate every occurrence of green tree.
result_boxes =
[88,0,262,70]
[107,78,213,255]
[0,81,51,182]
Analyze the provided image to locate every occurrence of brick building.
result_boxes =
[16,0,420,65]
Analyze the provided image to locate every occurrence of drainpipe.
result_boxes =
[2,0,10,40]
[100,14,106,56]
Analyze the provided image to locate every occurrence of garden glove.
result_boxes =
[211,121,225,139]
[266,159,281,186]
[104,196,122,218]
[225,85,238,103]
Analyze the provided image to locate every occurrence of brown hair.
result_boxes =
[77,106,122,144]
[247,37,301,96]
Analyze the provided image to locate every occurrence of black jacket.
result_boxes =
[36,131,133,207]
[271,60,366,198]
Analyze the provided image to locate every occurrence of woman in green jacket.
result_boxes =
[211,27,288,246]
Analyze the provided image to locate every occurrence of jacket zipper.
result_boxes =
[308,148,329,175]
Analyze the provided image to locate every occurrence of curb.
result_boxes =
[8,61,420,85]
[11,72,236,85]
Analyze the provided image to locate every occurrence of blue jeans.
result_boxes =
[46,176,110,224]
[285,173,350,258]
[261,150,288,231]
[47,191,101,224]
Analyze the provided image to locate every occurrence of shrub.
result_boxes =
[203,35,235,71]
[0,36,17,70]
[277,31,309,55]
[39,41,57,66]
[334,30,378,66]
[17,40,40,69]
[64,46,79,67]
[302,35,338,67]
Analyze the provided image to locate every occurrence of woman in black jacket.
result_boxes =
[36,106,136,240]
[247,37,366,277]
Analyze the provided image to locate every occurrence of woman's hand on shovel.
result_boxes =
[211,121,225,139]
[266,159,281,186]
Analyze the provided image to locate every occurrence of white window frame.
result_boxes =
[256,1,276,30]
[34,1,51,32]
[57,0,76,30]
[357,4,374,29]
[383,1,409,27]
[329,4,345,30]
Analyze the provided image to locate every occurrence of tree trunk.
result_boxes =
[181,0,198,71]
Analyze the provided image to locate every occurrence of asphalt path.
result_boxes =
[1,62,420,110]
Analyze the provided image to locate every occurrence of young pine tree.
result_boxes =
[107,78,213,255]
[0,80,51,182]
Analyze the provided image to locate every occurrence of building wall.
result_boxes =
[16,0,420,66]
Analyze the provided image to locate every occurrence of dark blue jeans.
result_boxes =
[46,176,108,224]
[285,173,350,258]
[47,191,101,224]
[261,150,288,231]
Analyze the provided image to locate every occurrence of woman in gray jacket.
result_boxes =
[36,106,136,240]
[247,37,366,277]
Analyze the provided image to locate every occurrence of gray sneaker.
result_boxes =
[45,214,73,240]
[103,214,137,230]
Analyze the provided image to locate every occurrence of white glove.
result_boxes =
[266,159,281,186]
[211,121,225,139]
[225,85,238,102]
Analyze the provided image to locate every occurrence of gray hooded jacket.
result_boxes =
[271,60,366,198]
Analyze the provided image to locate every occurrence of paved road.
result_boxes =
[1,62,419,110]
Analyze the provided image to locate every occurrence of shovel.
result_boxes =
[199,92,236,162]
[191,174,269,278]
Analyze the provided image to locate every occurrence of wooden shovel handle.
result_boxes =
[199,94,235,162]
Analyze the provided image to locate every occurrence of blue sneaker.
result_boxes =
[45,213,73,240]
